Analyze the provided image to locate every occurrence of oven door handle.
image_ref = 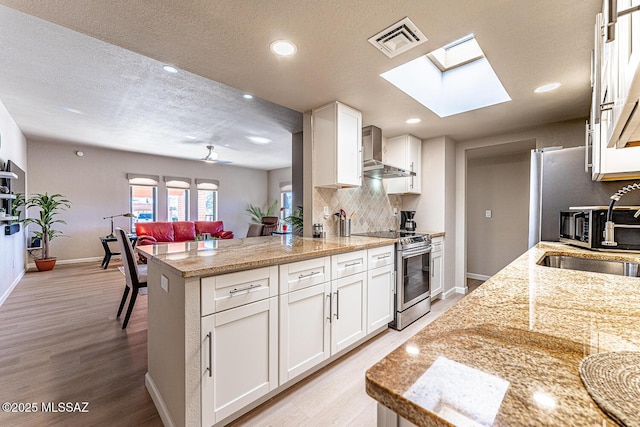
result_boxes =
[400,247,431,258]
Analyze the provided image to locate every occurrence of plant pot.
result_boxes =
[34,258,57,272]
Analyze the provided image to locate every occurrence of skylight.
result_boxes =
[381,35,511,117]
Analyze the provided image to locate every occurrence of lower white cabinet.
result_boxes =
[279,282,331,383]
[430,237,443,299]
[366,263,394,333]
[279,272,367,385]
[331,272,367,354]
[201,296,278,426]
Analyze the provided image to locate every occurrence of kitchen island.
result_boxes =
[366,242,640,426]
[138,234,398,427]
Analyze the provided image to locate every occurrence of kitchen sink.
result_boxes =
[537,255,640,277]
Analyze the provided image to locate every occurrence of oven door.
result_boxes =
[397,246,431,311]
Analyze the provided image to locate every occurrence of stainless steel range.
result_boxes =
[352,231,432,330]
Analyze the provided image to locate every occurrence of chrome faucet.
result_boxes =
[602,182,640,246]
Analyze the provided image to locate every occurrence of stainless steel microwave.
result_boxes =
[560,206,640,251]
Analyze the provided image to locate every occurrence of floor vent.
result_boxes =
[368,17,428,58]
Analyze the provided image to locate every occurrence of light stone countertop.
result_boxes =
[366,242,640,426]
[137,234,396,278]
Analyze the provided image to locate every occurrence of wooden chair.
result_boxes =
[115,227,148,329]
[261,216,279,235]
[246,223,264,237]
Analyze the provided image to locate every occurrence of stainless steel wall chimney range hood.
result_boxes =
[362,125,416,179]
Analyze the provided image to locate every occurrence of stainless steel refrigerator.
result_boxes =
[528,146,640,247]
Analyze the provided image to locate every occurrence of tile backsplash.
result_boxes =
[313,178,402,236]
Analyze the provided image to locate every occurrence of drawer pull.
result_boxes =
[229,283,261,296]
[298,271,320,279]
[344,261,361,267]
[377,254,391,260]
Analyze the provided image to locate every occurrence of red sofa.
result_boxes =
[136,221,234,245]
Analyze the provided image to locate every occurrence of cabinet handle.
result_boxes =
[298,271,320,279]
[377,254,390,260]
[431,260,434,277]
[334,290,340,320]
[229,283,261,296]
[410,161,414,189]
[344,261,361,267]
[600,101,614,111]
[206,332,212,378]
[326,293,332,323]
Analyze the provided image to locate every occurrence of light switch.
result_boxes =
[161,274,169,292]
[323,206,330,219]
[485,210,492,218]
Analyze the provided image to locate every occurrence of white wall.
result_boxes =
[0,100,27,305]
[267,167,292,209]
[27,140,270,261]
[455,119,585,288]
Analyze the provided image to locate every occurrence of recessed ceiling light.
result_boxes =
[533,82,561,93]
[243,94,254,99]
[75,150,84,157]
[247,136,271,144]
[270,40,297,56]
[162,65,179,74]
[406,118,421,124]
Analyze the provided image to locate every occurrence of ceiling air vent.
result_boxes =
[368,17,428,58]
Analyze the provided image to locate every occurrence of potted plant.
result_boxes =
[245,199,278,223]
[283,206,303,234]
[24,193,71,271]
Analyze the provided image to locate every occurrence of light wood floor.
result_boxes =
[0,263,482,427]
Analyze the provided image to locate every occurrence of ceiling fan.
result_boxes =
[201,145,232,164]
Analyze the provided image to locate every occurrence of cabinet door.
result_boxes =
[384,135,409,194]
[336,103,363,187]
[367,263,394,334]
[279,282,331,384]
[201,297,278,425]
[407,135,421,194]
[331,273,366,354]
[430,237,444,299]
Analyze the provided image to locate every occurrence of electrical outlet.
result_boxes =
[161,274,169,292]
[485,210,492,218]
[393,208,398,216]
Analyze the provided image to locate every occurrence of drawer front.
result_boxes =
[279,257,331,293]
[331,250,367,280]
[368,245,395,269]
[432,237,443,253]
[201,266,278,315]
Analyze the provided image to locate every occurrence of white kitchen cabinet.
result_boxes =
[312,101,362,188]
[279,256,331,293]
[430,237,443,300]
[280,258,368,383]
[331,272,367,354]
[367,263,394,333]
[201,296,278,426]
[590,11,640,180]
[279,282,331,383]
[384,134,421,194]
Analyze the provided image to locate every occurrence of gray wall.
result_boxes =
[0,100,27,305]
[466,149,533,277]
[27,139,270,261]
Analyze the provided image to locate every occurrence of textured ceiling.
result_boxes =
[0,1,601,170]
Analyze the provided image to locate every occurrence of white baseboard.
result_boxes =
[442,287,459,299]
[146,373,176,427]
[27,256,104,270]
[0,269,25,308]
[467,273,491,281]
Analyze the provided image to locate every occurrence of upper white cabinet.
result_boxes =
[312,101,363,188]
[384,134,421,194]
[590,8,640,180]
[607,0,640,149]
